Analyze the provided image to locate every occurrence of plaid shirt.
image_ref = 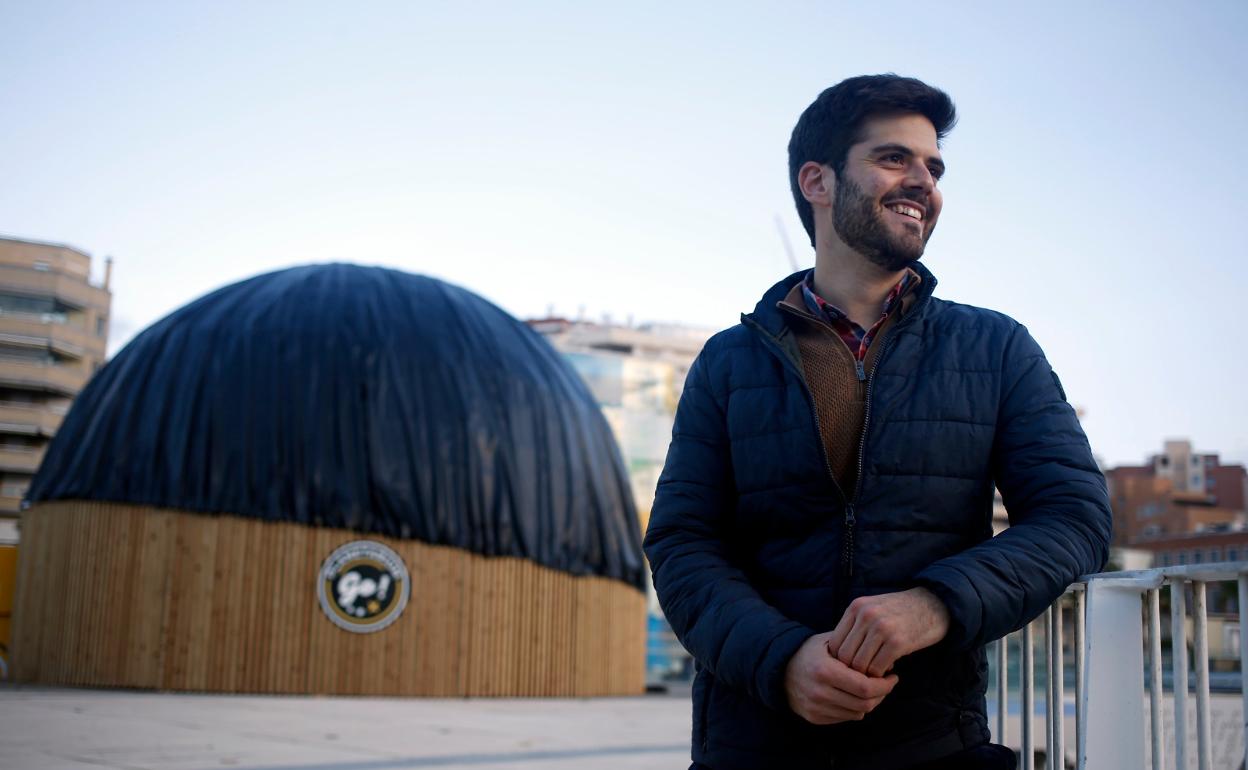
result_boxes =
[800,269,916,371]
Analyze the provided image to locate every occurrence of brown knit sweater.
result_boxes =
[777,279,918,498]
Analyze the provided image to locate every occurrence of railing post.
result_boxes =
[1052,599,1064,769]
[1024,619,1035,770]
[997,634,1008,747]
[1149,587,1165,770]
[1192,582,1212,770]
[1239,573,1248,770]
[1172,581,1189,770]
[1080,578,1148,770]
[1075,589,1086,768]
[1047,605,1056,769]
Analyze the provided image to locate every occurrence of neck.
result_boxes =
[811,246,908,328]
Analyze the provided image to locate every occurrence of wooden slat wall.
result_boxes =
[10,502,646,696]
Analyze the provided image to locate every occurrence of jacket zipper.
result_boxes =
[840,359,868,576]
[752,298,921,580]
[842,319,912,580]
[768,305,876,578]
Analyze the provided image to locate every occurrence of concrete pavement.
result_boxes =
[0,685,692,770]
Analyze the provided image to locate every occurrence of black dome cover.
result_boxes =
[30,264,644,589]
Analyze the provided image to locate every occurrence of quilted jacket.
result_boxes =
[644,264,1112,770]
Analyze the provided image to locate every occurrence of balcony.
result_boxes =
[0,265,110,312]
[0,402,64,437]
[0,445,44,474]
[0,358,90,395]
[0,313,103,360]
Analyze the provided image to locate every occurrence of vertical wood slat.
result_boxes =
[11,508,40,681]
[78,504,100,683]
[59,506,85,683]
[12,501,645,696]
[8,508,37,682]
[15,507,46,682]
[110,508,139,686]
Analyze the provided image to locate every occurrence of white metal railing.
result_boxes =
[994,562,1248,770]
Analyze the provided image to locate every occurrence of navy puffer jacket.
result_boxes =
[644,265,1111,770]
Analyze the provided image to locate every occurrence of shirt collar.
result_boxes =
[800,267,921,328]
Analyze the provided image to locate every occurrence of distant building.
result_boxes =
[1133,530,1248,569]
[1106,439,1248,547]
[528,317,711,534]
[0,236,112,542]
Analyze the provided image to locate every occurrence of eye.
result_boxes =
[883,153,906,165]
[928,166,944,181]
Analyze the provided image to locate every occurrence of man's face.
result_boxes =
[830,113,945,271]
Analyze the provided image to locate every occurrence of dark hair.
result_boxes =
[788,74,957,247]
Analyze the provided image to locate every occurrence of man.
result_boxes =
[643,75,1111,770]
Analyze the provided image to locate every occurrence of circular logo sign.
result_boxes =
[317,541,410,633]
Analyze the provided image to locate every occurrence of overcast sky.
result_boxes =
[2,0,1245,468]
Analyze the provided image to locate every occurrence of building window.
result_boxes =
[1160,553,1171,566]
[1229,548,1240,562]
[1142,524,1161,537]
[1210,549,1222,562]
[33,260,50,271]
[0,481,27,497]
[1179,552,1188,565]
[1194,551,1204,564]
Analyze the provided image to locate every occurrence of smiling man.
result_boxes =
[644,75,1112,770]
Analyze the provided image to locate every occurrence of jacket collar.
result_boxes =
[744,261,939,338]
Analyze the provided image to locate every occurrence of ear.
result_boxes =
[797,161,834,207]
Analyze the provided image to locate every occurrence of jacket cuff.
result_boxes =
[913,566,981,650]
[756,624,818,713]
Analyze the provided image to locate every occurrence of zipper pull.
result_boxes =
[854,359,866,382]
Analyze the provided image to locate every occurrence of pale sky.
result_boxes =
[2,0,1245,468]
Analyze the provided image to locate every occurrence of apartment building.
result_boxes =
[1106,439,1248,552]
[0,237,111,540]
[528,317,711,533]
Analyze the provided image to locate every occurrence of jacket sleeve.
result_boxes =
[913,323,1112,650]
[643,348,813,711]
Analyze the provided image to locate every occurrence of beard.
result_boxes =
[832,175,932,271]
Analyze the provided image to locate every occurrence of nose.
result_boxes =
[904,161,936,195]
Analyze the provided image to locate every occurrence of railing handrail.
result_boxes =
[1074,561,1248,585]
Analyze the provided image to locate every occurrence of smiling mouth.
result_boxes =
[886,202,924,222]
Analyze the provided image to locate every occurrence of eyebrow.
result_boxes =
[869,143,946,175]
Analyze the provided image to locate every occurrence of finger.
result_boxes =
[851,630,886,675]
[831,663,899,701]
[793,686,869,725]
[866,641,902,677]
[880,672,900,694]
[852,682,898,716]
[835,620,869,667]
[817,685,874,714]
[809,706,867,725]
[825,616,853,658]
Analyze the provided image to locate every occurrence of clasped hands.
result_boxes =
[783,587,950,725]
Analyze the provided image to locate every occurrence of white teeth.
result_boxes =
[888,203,922,220]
